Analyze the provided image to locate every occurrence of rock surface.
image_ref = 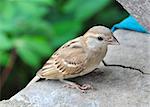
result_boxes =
[116,0,150,32]
[0,30,150,107]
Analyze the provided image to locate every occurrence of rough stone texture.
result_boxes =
[0,30,150,107]
[116,0,150,32]
[105,30,150,74]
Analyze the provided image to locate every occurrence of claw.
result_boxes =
[60,79,93,93]
[80,84,93,90]
[63,83,92,93]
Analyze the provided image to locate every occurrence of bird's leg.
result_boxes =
[59,79,92,93]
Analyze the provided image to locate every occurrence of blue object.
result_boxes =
[111,16,148,33]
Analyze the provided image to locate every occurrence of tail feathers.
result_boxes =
[25,75,40,88]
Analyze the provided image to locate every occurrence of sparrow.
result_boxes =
[26,26,119,92]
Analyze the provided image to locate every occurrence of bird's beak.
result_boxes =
[106,35,120,45]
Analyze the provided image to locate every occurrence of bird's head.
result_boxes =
[83,26,119,50]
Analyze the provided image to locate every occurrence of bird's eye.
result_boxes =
[98,36,103,41]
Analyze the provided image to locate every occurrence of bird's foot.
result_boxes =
[60,79,93,93]
[63,83,93,93]
[80,84,93,90]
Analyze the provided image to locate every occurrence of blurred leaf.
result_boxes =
[51,20,82,47]
[14,37,39,67]
[0,32,12,50]
[23,36,53,56]
[13,36,52,67]
[0,51,9,66]
[96,7,128,26]
[0,0,49,33]
[10,0,54,6]
[63,0,110,21]
[16,46,40,67]
[52,20,81,36]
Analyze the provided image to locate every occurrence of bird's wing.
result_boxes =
[37,37,87,79]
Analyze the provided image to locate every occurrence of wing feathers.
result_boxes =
[37,37,87,79]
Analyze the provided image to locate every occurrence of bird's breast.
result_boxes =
[79,47,107,76]
[87,46,107,66]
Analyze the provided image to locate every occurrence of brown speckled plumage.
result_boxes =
[26,26,119,92]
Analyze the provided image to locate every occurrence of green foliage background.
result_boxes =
[0,0,128,100]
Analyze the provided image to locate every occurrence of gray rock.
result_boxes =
[116,0,150,32]
[0,30,150,107]
[105,29,150,74]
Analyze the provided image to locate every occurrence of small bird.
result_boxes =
[26,26,119,92]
